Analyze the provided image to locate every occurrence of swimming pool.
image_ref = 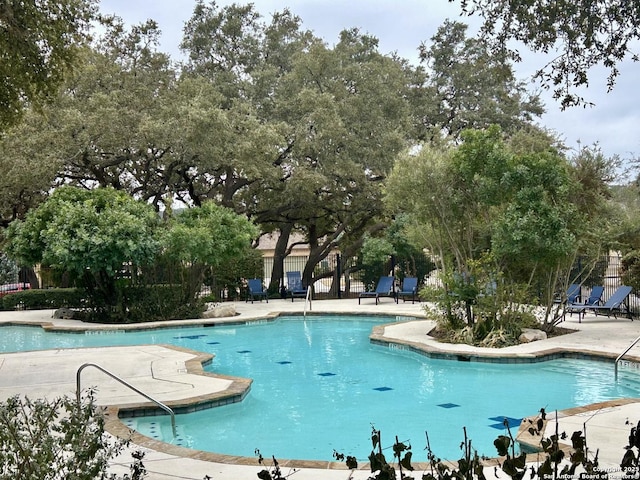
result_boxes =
[0,315,638,462]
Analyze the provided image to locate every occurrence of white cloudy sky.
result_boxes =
[98,0,640,178]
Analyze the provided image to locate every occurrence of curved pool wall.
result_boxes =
[114,317,640,462]
[1,313,640,465]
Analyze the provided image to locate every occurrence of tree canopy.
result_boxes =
[0,0,96,130]
[2,1,599,306]
[454,0,640,107]
[162,201,258,270]
[414,20,543,140]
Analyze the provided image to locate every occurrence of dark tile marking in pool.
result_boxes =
[173,335,208,340]
[437,403,460,409]
[237,350,251,354]
[277,361,292,365]
[488,416,522,429]
[206,341,221,345]
[318,372,336,377]
[373,387,393,391]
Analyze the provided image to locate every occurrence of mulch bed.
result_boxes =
[427,324,575,344]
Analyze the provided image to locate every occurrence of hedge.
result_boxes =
[0,285,204,323]
[0,288,85,311]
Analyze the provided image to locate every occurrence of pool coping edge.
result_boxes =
[3,312,640,470]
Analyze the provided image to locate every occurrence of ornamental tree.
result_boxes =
[5,186,160,319]
[161,201,259,300]
[5,187,259,321]
[386,126,607,327]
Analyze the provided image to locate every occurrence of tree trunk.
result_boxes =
[268,224,292,293]
[303,224,344,291]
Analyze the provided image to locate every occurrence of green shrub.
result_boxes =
[122,284,204,323]
[205,247,263,301]
[425,274,539,347]
[1,288,85,311]
[0,285,204,323]
[0,392,145,479]
[79,284,204,324]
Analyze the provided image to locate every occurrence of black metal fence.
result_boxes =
[265,253,638,305]
[260,252,435,299]
[29,253,639,312]
[262,253,360,298]
[571,254,640,314]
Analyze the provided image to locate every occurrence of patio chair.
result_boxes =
[554,283,581,305]
[570,285,633,322]
[358,276,395,305]
[286,271,308,302]
[246,278,268,303]
[566,286,604,321]
[583,286,605,307]
[396,277,418,304]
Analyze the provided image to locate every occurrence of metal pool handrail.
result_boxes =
[615,334,640,380]
[76,362,177,437]
[304,284,312,317]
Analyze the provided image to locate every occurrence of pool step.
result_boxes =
[123,418,191,447]
[541,361,640,393]
[615,364,640,392]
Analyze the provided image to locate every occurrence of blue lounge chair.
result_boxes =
[570,285,633,322]
[247,278,268,303]
[583,286,605,307]
[359,276,395,305]
[396,277,418,304]
[566,286,604,321]
[286,271,308,302]
[554,283,581,305]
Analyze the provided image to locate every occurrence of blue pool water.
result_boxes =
[1,315,638,462]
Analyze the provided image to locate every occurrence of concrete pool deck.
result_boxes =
[0,299,639,479]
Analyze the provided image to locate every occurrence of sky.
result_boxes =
[98,0,640,179]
